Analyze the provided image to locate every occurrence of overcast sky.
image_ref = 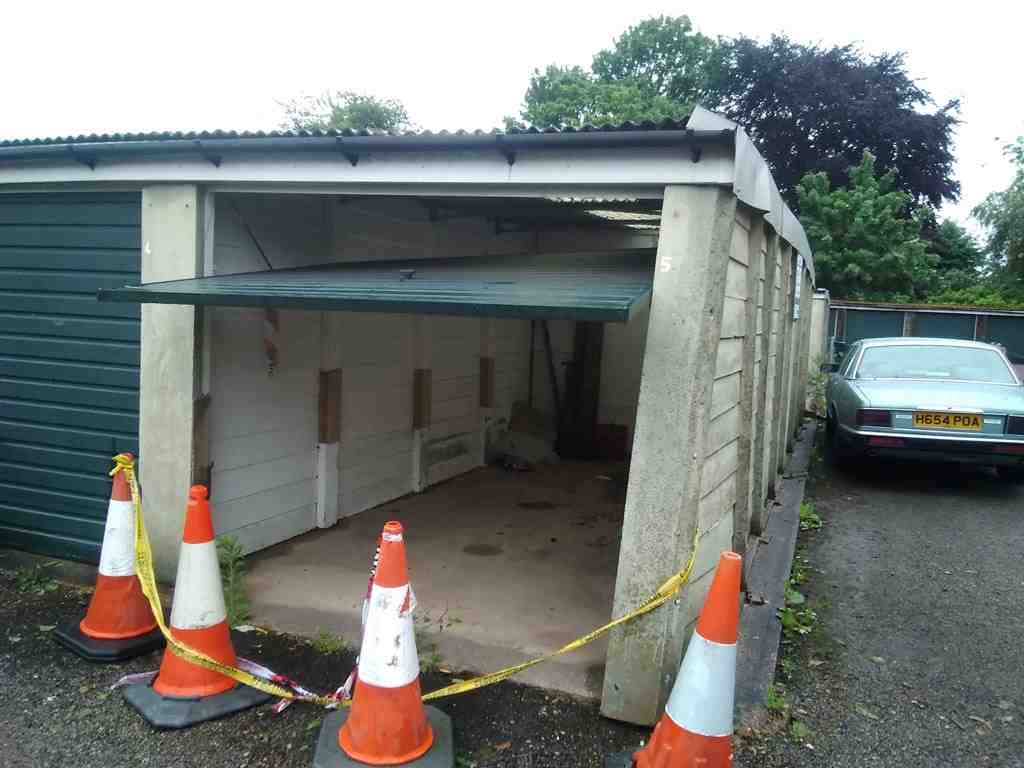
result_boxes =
[3,1,1020,230]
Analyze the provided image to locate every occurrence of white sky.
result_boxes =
[2,0,1021,230]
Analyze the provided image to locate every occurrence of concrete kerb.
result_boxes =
[734,419,817,728]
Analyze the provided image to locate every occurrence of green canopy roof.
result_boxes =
[98,252,655,323]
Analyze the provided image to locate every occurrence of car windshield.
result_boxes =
[856,345,1016,384]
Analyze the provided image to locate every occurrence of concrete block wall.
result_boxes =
[602,188,815,727]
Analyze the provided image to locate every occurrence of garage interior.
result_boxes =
[104,191,661,696]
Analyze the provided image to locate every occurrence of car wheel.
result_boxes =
[826,411,849,463]
[998,466,1024,483]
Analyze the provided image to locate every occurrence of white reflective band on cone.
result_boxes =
[169,541,227,630]
[664,631,737,738]
[98,499,136,577]
[357,584,419,688]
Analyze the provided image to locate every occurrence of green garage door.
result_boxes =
[987,316,1024,362]
[844,309,903,343]
[913,312,975,340]
[0,192,141,562]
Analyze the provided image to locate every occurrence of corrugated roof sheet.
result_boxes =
[0,119,692,148]
[98,252,655,323]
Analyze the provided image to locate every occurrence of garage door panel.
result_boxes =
[0,313,140,342]
[987,316,1024,359]
[0,378,138,412]
[0,268,140,294]
[0,524,101,562]
[0,335,140,366]
[0,192,141,562]
[0,225,139,250]
[0,202,140,227]
[0,247,140,272]
[0,482,107,520]
[914,312,974,340]
[0,503,103,539]
[0,292,140,319]
[844,310,903,343]
[0,462,111,497]
[2,399,137,435]
[0,357,139,389]
[0,418,135,454]
[0,442,113,475]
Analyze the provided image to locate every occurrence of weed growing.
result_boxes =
[14,563,58,596]
[311,629,347,655]
[215,536,251,627]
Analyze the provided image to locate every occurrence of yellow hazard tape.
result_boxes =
[113,452,699,707]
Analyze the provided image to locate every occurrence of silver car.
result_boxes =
[824,337,1024,481]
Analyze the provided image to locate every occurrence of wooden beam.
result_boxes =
[318,369,342,443]
[412,369,432,430]
[479,357,495,408]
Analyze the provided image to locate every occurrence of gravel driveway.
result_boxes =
[739,452,1024,767]
[0,556,646,768]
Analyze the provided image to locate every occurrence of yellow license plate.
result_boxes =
[912,411,983,431]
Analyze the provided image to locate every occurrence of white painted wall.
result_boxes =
[323,311,416,518]
[208,307,320,553]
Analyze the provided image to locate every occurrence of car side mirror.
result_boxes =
[820,362,840,373]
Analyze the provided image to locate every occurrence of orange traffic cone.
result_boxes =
[313,521,454,767]
[122,485,270,728]
[54,453,164,662]
[633,551,742,768]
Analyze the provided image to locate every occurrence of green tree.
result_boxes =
[517,65,687,128]
[916,216,985,295]
[797,152,937,300]
[515,20,960,210]
[280,91,411,133]
[715,36,959,208]
[590,16,723,104]
[974,138,1024,281]
[517,16,716,128]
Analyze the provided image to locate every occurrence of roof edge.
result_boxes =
[0,128,735,166]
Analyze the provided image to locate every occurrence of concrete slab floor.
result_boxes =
[246,461,628,699]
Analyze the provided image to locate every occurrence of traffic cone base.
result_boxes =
[55,455,165,662]
[316,521,453,767]
[123,677,271,730]
[53,619,165,664]
[314,707,454,768]
[123,485,270,728]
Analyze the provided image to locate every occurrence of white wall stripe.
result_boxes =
[664,631,737,737]
[98,499,136,577]
[169,541,228,630]
[357,583,420,688]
